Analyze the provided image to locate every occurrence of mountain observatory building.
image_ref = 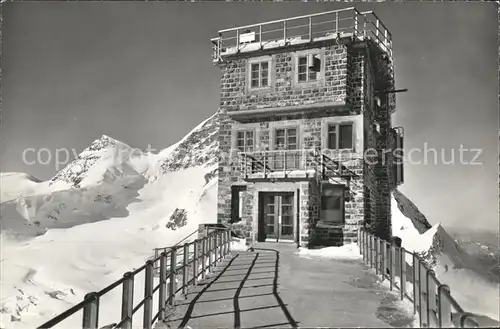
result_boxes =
[213,8,404,247]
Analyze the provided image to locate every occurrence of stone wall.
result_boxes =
[361,44,395,241]
[219,44,349,112]
[216,39,396,246]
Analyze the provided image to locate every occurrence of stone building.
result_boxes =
[213,8,404,247]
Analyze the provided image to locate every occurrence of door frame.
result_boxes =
[258,191,297,243]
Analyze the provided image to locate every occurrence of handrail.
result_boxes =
[357,229,480,328]
[211,8,393,65]
[153,228,199,253]
[218,7,358,33]
[37,228,233,329]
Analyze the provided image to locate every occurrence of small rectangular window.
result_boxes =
[236,130,254,152]
[249,61,270,89]
[275,128,298,150]
[327,123,353,150]
[297,54,319,83]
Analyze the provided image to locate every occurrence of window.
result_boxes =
[327,123,353,149]
[297,54,320,83]
[275,127,298,150]
[320,183,344,224]
[231,186,246,223]
[250,61,269,88]
[236,130,254,152]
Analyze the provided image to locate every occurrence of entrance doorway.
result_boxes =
[258,192,295,242]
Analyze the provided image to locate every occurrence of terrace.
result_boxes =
[210,7,393,66]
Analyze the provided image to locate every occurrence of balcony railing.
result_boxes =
[211,7,393,65]
[237,149,359,180]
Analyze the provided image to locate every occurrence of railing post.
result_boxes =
[121,272,134,329]
[283,20,287,41]
[427,270,438,328]
[216,231,221,262]
[383,240,388,278]
[182,243,189,296]
[357,229,361,254]
[374,237,380,276]
[379,239,385,277]
[389,244,396,290]
[244,155,248,177]
[169,247,177,307]
[193,239,199,285]
[353,11,358,36]
[220,230,224,260]
[143,260,154,329]
[259,25,262,48]
[227,230,232,254]
[308,16,312,41]
[363,14,367,37]
[413,254,420,316]
[368,234,373,267]
[154,249,159,274]
[284,151,287,173]
[420,264,428,328]
[209,233,214,271]
[376,19,380,38]
[400,247,407,300]
[437,285,452,328]
[263,154,267,177]
[222,230,227,257]
[363,230,367,255]
[201,237,207,280]
[335,12,339,34]
[158,252,168,321]
[236,29,240,50]
[82,292,99,329]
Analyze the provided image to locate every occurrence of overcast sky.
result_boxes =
[1,1,497,231]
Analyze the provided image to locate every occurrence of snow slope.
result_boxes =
[0,113,220,328]
[392,190,500,322]
[0,173,69,204]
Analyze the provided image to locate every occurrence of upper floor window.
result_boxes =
[236,130,254,152]
[327,123,353,150]
[250,61,269,89]
[275,127,298,150]
[297,54,320,83]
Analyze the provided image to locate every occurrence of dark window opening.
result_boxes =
[320,183,345,224]
[231,186,247,223]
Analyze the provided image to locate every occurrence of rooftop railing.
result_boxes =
[211,7,393,65]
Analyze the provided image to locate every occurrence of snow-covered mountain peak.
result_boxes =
[153,110,221,178]
[49,135,154,188]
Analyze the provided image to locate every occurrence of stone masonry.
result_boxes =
[216,34,397,246]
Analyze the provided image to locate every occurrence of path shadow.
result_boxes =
[164,248,299,329]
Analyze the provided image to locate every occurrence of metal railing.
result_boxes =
[211,7,393,65]
[357,229,480,328]
[238,149,359,180]
[37,228,232,329]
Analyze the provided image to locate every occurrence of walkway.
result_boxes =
[159,243,415,329]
